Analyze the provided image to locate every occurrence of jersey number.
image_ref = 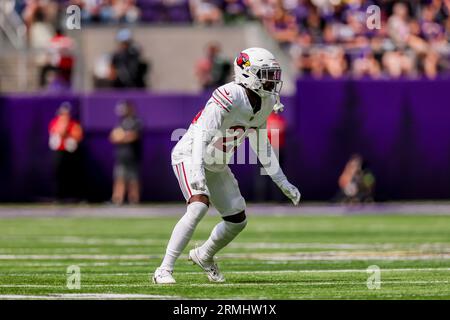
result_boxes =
[213,126,257,153]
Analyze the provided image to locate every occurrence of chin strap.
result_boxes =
[273,94,284,113]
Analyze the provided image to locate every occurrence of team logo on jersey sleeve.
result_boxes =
[236,52,250,69]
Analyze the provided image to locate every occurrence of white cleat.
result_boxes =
[152,267,176,284]
[188,248,225,283]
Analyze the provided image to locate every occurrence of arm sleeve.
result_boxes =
[131,117,143,134]
[191,92,231,167]
[248,121,287,185]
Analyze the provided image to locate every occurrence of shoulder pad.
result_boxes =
[211,84,235,113]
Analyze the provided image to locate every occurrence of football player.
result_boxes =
[153,48,301,284]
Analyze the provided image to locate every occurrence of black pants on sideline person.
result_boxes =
[54,150,83,202]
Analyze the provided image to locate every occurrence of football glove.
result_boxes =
[190,166,207,191]
[278,180,301,205]
[273,95,285,113]
[273,101,285,113]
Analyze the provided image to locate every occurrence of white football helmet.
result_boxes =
[233,47,283,98]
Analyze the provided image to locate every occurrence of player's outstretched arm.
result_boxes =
[248,125,301,205]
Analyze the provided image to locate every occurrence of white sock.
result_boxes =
[197,219,247,261]
[160,202,208,270]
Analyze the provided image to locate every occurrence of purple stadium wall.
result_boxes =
[0,79,449,202]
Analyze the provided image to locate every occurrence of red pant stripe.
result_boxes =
[181,162,192,197]
[175,164,188,199]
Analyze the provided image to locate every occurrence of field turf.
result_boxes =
[0,213,450,299]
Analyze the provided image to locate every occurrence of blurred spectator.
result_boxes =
[39,27,75,90]
[222,0,248,24]
[22,0,59,28]
[276,0,450,78]
[14,0,28,15]
[23,3,55,49]
[335,154,375,204]
[112,0,141,23]
[352,52,382,79]
[48,102,84,202]
[382,50,415,78]
[189,0,223,25]
[109,28,149,88]
[245,0,277,22]
[324,46,348,78]
[387,2,412,50]
[109,101,143,205]
[13,0,450,80]
[264,5,298,48]
[418,4,447,78]
[195,42,231,90]
[93,53,114,88]
[300,5,324,43]
[289,32,314,76]
[69,0,109,23]
[70,0,140,23]
[158,0,192,23]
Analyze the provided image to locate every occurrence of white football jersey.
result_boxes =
[172,82,276,172]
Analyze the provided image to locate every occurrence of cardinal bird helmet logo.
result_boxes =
[236,52,251,69]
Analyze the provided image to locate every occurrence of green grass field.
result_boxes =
[1,213,450,299]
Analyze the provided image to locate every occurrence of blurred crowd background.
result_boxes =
[7,0,450,90]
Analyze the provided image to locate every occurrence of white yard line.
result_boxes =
[0,254,155,260]
[0,261,153,267]
[36,237,166,246]
[276,292,450,299]
[2,252,450,261]
[1,279,449,289]
[0,284,138,288]
[3,238,450,251]
[1,292,449,300]
[220,253,450,261]
[175,280,450,287]
[0,294,181,300]
[2,267,450,277]
[230,243,450,250]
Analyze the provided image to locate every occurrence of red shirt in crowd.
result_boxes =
[48,115,83,152]
[267,112,287,150]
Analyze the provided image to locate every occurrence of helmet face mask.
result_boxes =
[234,48,283,98]
[257,67,283,96]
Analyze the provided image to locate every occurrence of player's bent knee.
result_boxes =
[224,217,247,234]
[223,210,247,224]
[188,194,210,207]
